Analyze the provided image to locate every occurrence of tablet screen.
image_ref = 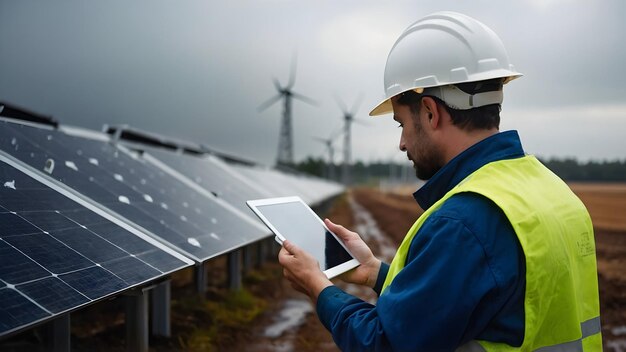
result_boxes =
[254,201,354,271]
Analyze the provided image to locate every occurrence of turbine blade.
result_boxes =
[273,78,282,92]
[291,92,317,106]
[351,92,365,115]
[352,117,370,126]
[287,51,298,89]
[257,94,283,112]
[333,94,348,113]
[312,136,330,146]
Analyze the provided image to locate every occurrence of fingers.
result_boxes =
[325,218,356,241]
[283,267,306,294]
[278,246,292,266]
[282,240,302,256]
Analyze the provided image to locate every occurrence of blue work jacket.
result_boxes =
[316,130,527,351]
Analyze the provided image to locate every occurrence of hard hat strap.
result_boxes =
[422,85,503,110]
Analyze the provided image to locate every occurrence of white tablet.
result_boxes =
[247,196,360,279]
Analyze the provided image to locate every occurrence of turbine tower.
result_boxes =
[335,94,364,186]
[258,56,316,167]
[312,129,342,180]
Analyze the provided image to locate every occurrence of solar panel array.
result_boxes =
[0,118,344,338]
[0,121,269,262]
[229,163,344,205]
[140,148,271,224]
[0,152,193,336]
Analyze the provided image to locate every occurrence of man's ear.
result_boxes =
[421,97,440,129]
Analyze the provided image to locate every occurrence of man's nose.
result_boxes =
[399,137,407,152]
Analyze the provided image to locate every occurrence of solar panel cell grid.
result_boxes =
[0,120,268,261]
[0,157,190,337]
[144,149,270,220]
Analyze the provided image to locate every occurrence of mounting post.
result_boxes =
[256,239,267,268]
[243,244,253,273]
[228,250,242,291]
[125,289,149,352]
[150,280,171,337]
[195,263,207,294]
[43,313,71,352]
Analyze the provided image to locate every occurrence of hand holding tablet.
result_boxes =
[247,196,360,279]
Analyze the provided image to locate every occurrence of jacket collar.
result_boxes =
[413,130,525,210]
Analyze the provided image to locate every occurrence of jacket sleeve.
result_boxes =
[316,212,512,351]
[373,262,389,296]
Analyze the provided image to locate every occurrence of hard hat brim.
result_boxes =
[369,87,425,117]
[369,98,393,116]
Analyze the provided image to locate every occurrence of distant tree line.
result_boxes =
[291,156,626,183]
[539,158,626,182]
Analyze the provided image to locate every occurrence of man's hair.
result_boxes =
[396,78,503,131]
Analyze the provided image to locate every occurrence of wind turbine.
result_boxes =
[335,93,365,186]
[312,129,343,180]
[258,56,316,167]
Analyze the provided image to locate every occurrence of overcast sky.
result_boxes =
[1,1,625,166]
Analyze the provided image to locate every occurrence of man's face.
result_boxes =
[392,99,443,180]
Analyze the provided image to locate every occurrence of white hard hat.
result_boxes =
[370,11,522,116]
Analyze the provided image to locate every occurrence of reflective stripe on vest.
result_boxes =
[457,317,601,352]
[382,155,602,351]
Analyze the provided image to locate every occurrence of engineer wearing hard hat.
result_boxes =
[279,11,601,351]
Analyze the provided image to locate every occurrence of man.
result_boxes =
[279,11,601,351]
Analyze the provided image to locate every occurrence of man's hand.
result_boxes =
[278,240,333,303]
[325,218,382,289]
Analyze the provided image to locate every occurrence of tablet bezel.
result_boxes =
[246,196,360,279]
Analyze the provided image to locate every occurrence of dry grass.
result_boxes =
[569,183,626,231]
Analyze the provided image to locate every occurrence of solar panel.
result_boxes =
[236,164,345,206]
[142,148,271,222]
[0,120,270,262]
[0,153,193,337]
[228,164,300,199]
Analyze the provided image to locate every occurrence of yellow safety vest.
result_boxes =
[382,155,602,351]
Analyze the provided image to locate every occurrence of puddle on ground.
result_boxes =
[607,326,626,352]
[263,298,312,339]
[253,298,313,352]
[607,339,626,352]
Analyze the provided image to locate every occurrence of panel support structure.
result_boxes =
[125,289,149,352]
[150,280,171,337]
[269,236,280,257]
[195,263,207,294]
[256,239,268,268]
[228,250,242,291]
[43,313,71,352]
[242,244,253,273]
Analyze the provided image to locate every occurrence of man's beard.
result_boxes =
[407,112,444,180]
[408,146,443,181]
